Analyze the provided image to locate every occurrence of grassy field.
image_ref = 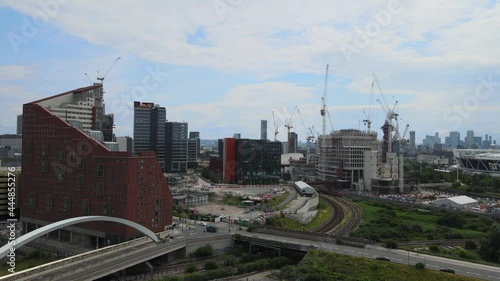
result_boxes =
[353,200,491,242]
[265,197,332,231]
[291,250,481,281]
[263,191,289,208]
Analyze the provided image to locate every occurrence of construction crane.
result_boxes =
[84,73,92,85]
[271,111,281,141]
[362,78,376,132]
[320,64,329,181]
[296,107,315,143]
[281,107,298,152]
[97,57,121,83]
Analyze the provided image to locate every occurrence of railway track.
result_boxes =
[315,195,362,236]
[315,195,345,233]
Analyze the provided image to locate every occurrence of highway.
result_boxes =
[240,232,500,281]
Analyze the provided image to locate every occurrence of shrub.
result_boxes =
[415,262,426,270]
[204,260,218,270]
[465,240,478,250]
[429,245,440,252]
[194,244,214,258]
[185,264,197,273]
[385,240,398,249]
[240,253,253,263]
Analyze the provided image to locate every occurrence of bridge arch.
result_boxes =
[0,216,160,259]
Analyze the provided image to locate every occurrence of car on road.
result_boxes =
[375,256,391,261]
[307,244,319,250]
[199,221,207,226]
[439,268,455,274]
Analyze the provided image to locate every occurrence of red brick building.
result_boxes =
[21,84,173,246]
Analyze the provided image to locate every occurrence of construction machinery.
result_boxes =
[280,107,298,153]
[320,64,329,181]
[272,111,282,141]
[97,57,121,83]
[362,78,376,132]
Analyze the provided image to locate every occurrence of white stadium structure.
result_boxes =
[453,149,500,176]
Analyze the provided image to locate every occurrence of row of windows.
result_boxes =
[30,193,111,215]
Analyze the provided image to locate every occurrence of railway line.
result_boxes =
[315,195,362,236]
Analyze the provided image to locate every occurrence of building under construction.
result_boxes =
[317,129,378,188]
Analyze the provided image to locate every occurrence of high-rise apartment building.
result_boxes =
[289,132,298,153]
[260,120,267,140]
[21,84,173,245]
[165,122,188,172]
[466,130,474,148]
[409,131,416,153]
[188,131,200,168]
[133,102,166,170]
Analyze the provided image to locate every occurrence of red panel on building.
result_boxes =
[223,138,236,183]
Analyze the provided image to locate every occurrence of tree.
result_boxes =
[194,244,214,258]
[480,223,500,263]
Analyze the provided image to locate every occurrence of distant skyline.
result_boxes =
[1,1,499,142]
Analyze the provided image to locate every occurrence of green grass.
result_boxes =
[294,250,480,281]
[266,198,332,231]
[222,194,242,205]
[263,191,289,208]
[353,201,489,242]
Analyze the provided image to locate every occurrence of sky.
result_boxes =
[0,0,499,144]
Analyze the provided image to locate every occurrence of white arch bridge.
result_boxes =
[0,216,160,260]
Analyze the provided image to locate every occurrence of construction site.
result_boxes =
[276,66,411,195]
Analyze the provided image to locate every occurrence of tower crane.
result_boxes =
[281,107,298,153]
[362,79,376,132]
[271,111,281,141]
[296,107,315,143]
[320,64,329,181]
[97,57,121,83]
[84,73,92,85]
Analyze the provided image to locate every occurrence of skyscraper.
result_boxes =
[21,84,172,244]
[409,131,416,153]
[260,120,267,140]
[188,131,200,168]
[449,131,460,148]
[289,132,298,153]
[466,130,474,148]
[165,122,188,172]
[17,114,22,135]
[133,101,166,170]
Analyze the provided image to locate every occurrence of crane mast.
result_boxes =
[320,64,329,181]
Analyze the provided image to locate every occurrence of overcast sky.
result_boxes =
[1,0,499,144]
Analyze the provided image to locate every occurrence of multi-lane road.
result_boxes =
[240,232,500,281]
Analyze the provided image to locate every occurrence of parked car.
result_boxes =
[375,256,391,261]
[440,268,455,274]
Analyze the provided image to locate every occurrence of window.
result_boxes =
[26,139,32,151]
[58,150,65,163]
[41,161,48,172]
[82,199,89,216]
[29,193,36,210]
[96,183,104,197]
[97,165,104,177]
[63,197,71,215]
[41,145,48,157]
[77,175,84,189]
[103,203,110,215]
[46,194,52,212]
[78,158,84,170]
